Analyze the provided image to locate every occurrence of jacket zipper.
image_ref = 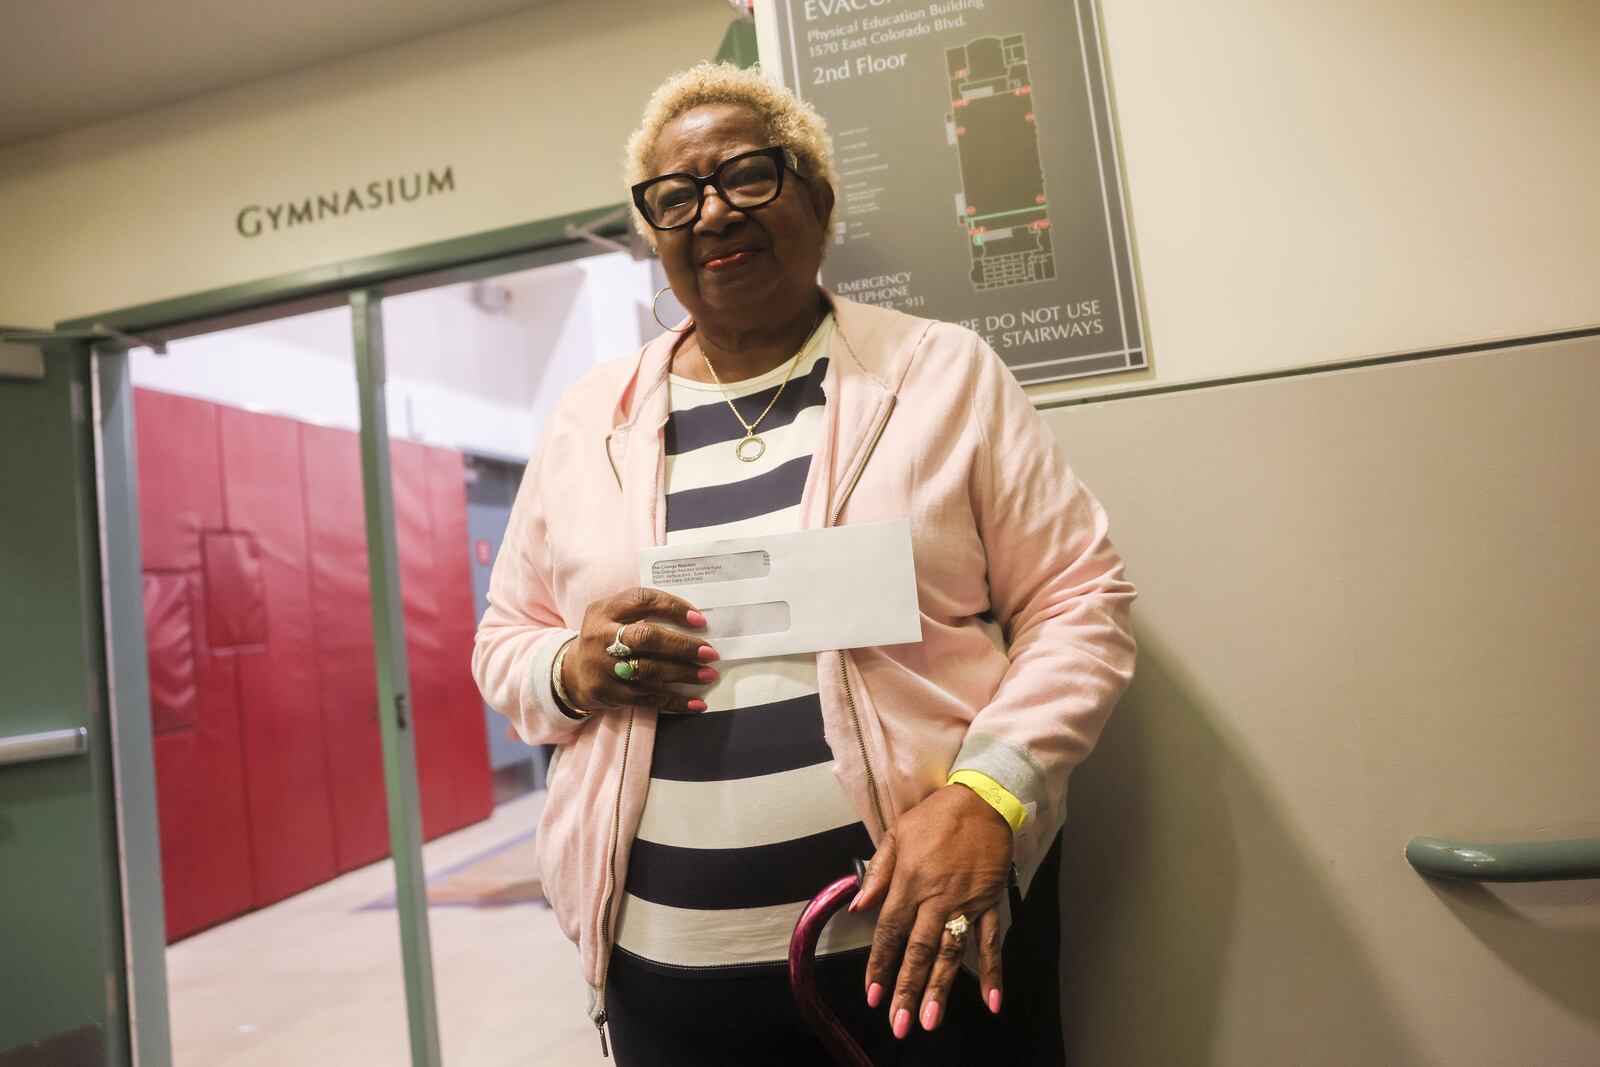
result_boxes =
[604,435,622,490]
[836,654,887,836]
[827,395,895,530]
[594,418,643,1053]
[592,707,635,1057]
[828,395,896,836]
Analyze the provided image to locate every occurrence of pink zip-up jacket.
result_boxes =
[473,293,1136,1028]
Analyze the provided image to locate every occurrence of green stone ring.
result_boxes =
[614,659,636,681]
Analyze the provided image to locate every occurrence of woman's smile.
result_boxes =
[700,244,764,270]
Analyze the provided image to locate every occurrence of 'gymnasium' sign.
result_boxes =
[235,166,457,238]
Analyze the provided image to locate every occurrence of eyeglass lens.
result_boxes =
[643,153,782,228]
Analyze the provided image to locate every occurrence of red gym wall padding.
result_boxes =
[216,405,341,908]
[424,445,497,831]
[136,390,256,941]
[300,424,391,871]
[135,389,496,942]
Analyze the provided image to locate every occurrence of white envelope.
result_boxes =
[638,519,923,661]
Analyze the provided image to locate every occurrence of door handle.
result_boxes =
[1406,835,1600,882]
[0,726,89,767]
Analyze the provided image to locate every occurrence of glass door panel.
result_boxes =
[128,305,414,1064]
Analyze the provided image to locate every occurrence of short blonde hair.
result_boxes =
[624,62,836,238]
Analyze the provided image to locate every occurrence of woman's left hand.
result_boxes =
[849,783,1014,1038]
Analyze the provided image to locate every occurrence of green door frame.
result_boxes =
[91,342,173,1067]
[351,288,442,1064]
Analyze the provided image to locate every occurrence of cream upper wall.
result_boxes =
[0,0,731,327]
[3,0,1596,387]
[1079,0,1600,393]
[759,0,1600,399]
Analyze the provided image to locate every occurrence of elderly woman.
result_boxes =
[474,63,1135,1065]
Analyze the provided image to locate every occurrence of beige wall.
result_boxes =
[758,0,1600,400]
[1047,338,1600,1065]
[5,2,1595,367]
[1074,0,1600,397]
[0,0,732,326]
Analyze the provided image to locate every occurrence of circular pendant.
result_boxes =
[735,435,766,463]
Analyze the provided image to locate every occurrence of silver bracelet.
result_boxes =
[551,637,590,719]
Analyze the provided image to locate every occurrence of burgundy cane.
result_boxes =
[789,858,876,1067]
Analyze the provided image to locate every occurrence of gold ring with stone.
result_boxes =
[943,913,970,945]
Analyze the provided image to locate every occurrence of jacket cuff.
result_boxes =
[946,770,1029,833]
[520,628,584,738]
[948,732,1045,829]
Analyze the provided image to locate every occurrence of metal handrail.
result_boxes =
[1406,835,1600,882]
[0,726,89,767]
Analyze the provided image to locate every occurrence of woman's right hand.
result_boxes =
[559,587,719,717]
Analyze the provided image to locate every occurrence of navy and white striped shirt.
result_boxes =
[613,315,877,971]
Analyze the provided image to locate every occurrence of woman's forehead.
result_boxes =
[653,103,767,173]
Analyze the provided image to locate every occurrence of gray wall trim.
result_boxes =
[1039,323,1600,411]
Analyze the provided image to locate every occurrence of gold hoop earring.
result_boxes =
[652,286,691,333]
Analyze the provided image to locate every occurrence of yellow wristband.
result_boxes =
[947,769,1028,833]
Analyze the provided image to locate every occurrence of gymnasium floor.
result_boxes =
[165,790,606,1066]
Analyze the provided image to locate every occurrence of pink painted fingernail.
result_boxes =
[988,989,1002,1014]
[866,982,883,1008]
[686,610,707,627]
[892,1009,911,1039]
[696,645,719,662]
[847,890,864,912]
[696,667,719,683]
[686,699,708,712]
[920,1001,940,1031]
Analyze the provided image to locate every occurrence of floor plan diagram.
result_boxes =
[946,34,1055,291]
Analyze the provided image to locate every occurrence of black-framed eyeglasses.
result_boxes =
[631,145,802,232]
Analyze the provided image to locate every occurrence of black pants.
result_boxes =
[606,836,1065,1066]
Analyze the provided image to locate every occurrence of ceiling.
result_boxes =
[0,0,564,147]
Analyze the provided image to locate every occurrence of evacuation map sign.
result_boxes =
[769,0,1145,385]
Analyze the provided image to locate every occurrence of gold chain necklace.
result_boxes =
[697,313,826,462]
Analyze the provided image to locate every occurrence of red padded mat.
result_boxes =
[135,389,222,572]
[391,439,458,839]
[137,390,495,936]
[425,446,496,827]
[133,390,255,941]
[143,571,200,735]
[200,529,266,649]
[299,423,390,871]
[217,405,339,907]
